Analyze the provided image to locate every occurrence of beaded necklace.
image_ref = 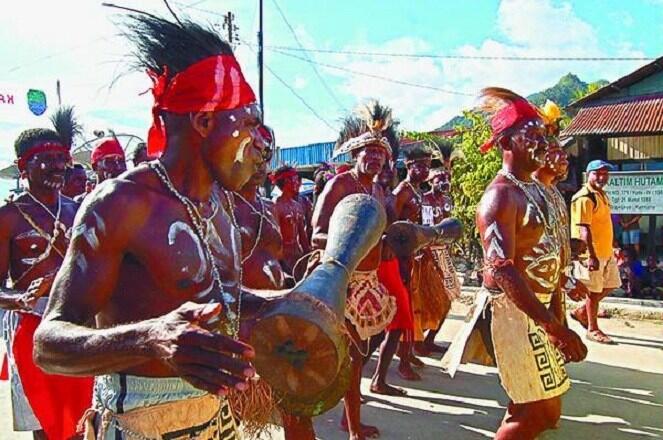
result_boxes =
[150,161,240,338]
[232,191,266,264]
[350,171,373,196]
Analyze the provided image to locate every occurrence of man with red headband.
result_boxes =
[392,146,433,380]
[91,138,128,183]
[0,128,92,439]
[443,88,586,439]
[33,14,266,439]
[312,101,397,440]
[271,164,311,277]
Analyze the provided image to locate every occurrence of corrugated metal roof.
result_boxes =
[562,94,663,137]
[271,142,349,169]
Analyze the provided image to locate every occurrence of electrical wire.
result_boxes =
[268,46,475,97]
[270,0,347,111]
[266,45,656,62]
[244,45,336,132]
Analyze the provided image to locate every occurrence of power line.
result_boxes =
[270,0,346,112]
[269,47,475,97]
[267,45,656,62]
[245,45,336,132]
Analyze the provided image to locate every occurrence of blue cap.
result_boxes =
[586,160,616,173]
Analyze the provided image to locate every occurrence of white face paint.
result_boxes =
[168,221,208,283]
[233,136,253,165]
[229,115,237,123]
[232,130,240,138]
[40,163,46,170]
[485,222,505,259]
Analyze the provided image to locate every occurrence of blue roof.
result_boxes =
[272,142,350,169]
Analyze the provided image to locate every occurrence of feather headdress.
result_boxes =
[478,87,541,153]
[539,99,562,136]
[333,100,398,159]
[50,106,82,148]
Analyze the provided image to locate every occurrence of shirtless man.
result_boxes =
[392,146,432,379]
[271,165,311,276]
[414,167,461,355]
[34,15,266,439]
[312,102,397,440]
[233,133,316,439]
[91,138,127,183]
[534,104,589,323]
[470,88,586,439]
[0,128,92,439]
[371,162,413,396]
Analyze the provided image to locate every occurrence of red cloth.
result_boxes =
[12,313,93,440]
[0,354,8,380]
[16,143,71,172]
[147,55,256,157]
[480,98,541,153]
[91,138,125,166]
[378,258,414,331]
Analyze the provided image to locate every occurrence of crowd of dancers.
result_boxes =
[0,6,592,440]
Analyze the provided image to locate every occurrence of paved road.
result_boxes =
[2,305,662,439]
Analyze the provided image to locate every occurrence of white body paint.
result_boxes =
[485,222,506,259]
[263,261,278,286]
[168,221,208,283]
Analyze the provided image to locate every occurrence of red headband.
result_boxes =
[147,55,257,157]
[91,139,125,166]
[16,142,71,172]
[480,98,541,154]
[270,169,298,184]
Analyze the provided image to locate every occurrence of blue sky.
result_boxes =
[1,0,662,171]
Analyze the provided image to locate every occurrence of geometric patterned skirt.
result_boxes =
[442,288,570,404]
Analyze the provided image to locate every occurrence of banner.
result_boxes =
[604,171,663,214]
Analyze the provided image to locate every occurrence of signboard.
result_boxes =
[604,171,663,214]
[0,82,52,123]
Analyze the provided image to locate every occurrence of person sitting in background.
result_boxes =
[640,256,663,300]
[619,248,643,298]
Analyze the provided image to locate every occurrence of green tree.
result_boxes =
[450,110,501,263]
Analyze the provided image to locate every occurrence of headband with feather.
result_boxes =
[478,87,542,154]
[333,100,394,159]
[539,99,562,137]
[50,106,82,148]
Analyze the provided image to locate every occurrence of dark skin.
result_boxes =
[415,170,454,354]
[34,104,269,397]
[533,142,588,325]
[392,156,431,379]
[0,149,77,306]
[296,176,314,240]
[273,173,311,276]
[62,167,88,199]
[233,163,316,440]
[132,147,150,167]
[370,163,408,397]
[233,161,285,290]
[312,143,387,440]
[0,147,78,440]
[477,120,586,440]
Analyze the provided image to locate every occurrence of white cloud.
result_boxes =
[331,0,646,134]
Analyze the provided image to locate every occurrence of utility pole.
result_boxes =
[258,0,264,119]
[222,11,239,50]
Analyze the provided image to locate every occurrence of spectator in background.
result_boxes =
[641,256,663,299]
[62,163,88,198]
[130,142,150,167]
[619,248,643,298]
[620,214,643,257]
[570,160,621,344]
